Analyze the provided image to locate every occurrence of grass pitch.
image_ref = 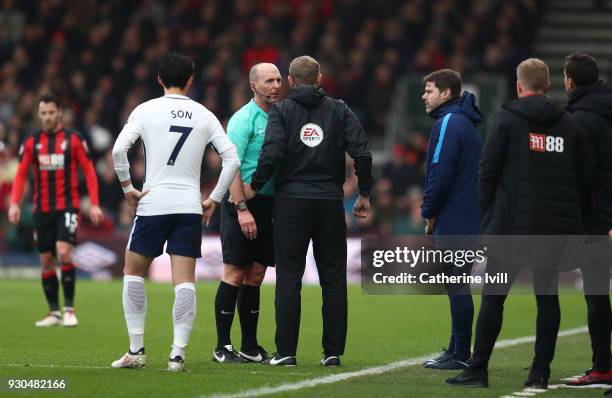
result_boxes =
[0,279,604,398]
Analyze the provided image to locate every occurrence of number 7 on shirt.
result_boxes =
[167,125,193,165]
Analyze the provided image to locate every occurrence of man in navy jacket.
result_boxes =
[421,69,483,369]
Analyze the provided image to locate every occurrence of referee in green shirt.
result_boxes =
[212,63,281,364]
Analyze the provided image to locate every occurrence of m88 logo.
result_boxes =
[529,132,564,153]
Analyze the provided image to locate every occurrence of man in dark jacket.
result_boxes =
[448,58,591,388]
[420,69,483,370]
[563,53,612,386]
[249,55,373,367]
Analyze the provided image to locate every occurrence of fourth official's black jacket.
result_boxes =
[251,86,373,200]
[480,95,593,234]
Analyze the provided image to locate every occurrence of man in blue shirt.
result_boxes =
[420,69,483,370]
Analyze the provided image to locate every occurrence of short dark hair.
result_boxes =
[158,52,195,89]
[564,53,599,87]
[289,55,320,85]
[37,93,61,108]
[423,69,462,98]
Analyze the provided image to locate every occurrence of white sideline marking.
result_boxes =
[203,326,588,398]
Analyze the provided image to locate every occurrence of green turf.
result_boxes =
[0,279,602,398]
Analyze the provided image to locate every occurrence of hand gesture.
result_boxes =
[8,204,20,225]
[125,189,149,209]
[425,217,436,236]
[238,209,257,240]
[202,198,218,227]
[89,205,104,226]
[353,195,370,219]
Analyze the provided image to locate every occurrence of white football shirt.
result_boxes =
[112,94,239,216]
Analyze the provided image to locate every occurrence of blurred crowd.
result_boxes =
[0,0,540,249]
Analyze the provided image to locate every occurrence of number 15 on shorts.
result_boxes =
[64,212,78,234]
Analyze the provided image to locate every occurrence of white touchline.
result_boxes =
[202,326,588,398]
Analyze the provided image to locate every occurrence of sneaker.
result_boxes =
[423,348,452,366]
[212,345,247,363]
[35,312,62,327]
[111,348,146,368]
[321,355,341,367]
[446,367,489,388]
[62,309,78,327]
[567,369,612,386]
[425,355,469,370]
[167,356,185,372]
[525,368,549,389]
[261,353,297,366]
[239,345,271,363]
[604,388,612,397]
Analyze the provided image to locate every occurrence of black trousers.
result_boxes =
[581,254,612,373]
[470,259,560,375]
[273,197,347,357]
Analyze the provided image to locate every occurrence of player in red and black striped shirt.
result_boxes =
[8,94,104,328]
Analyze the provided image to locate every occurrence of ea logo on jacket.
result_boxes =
[300,123,324,147]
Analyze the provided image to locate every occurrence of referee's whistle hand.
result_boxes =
[353,195,371,219]
[238,209,257,240]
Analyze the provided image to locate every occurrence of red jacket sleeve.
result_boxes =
[10,137,34,205]
[72,135,100,206]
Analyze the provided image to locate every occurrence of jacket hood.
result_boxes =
[430,91,483,125]
[502,95,565,124]
[567,80,612,120]
[288,85,327,108]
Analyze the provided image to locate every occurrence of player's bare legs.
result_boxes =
[112,250,152,369]
[35,251,61,327]
[168,255,197,371]
[56,241,78,327]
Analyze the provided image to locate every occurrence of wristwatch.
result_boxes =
[234,201,248,211]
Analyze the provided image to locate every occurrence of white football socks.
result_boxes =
[170,282,196,359]
[123,275,147,353]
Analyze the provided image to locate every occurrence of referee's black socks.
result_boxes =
[238,284,261,352]
[215,281,239,349]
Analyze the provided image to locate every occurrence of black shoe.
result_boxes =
[604,388,612,397]
[423,348,452,366]
[261,353,297,366]
[239,345,271,363]
[446,367,489,387]
[129,347,145,355]
[425,355,469,370]
[524,369,549,389]
[320,355,341,367]
[212,345,247,363]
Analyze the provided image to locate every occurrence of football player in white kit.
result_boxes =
[110,52,240,371]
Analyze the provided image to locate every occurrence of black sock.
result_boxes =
[215,281,239,349]
[238,284,261,352]
[42,270,60,312]
[60,263,76,308]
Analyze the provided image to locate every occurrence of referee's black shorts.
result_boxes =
[220,193,275,267]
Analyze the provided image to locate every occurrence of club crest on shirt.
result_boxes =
[299,123,324,148]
